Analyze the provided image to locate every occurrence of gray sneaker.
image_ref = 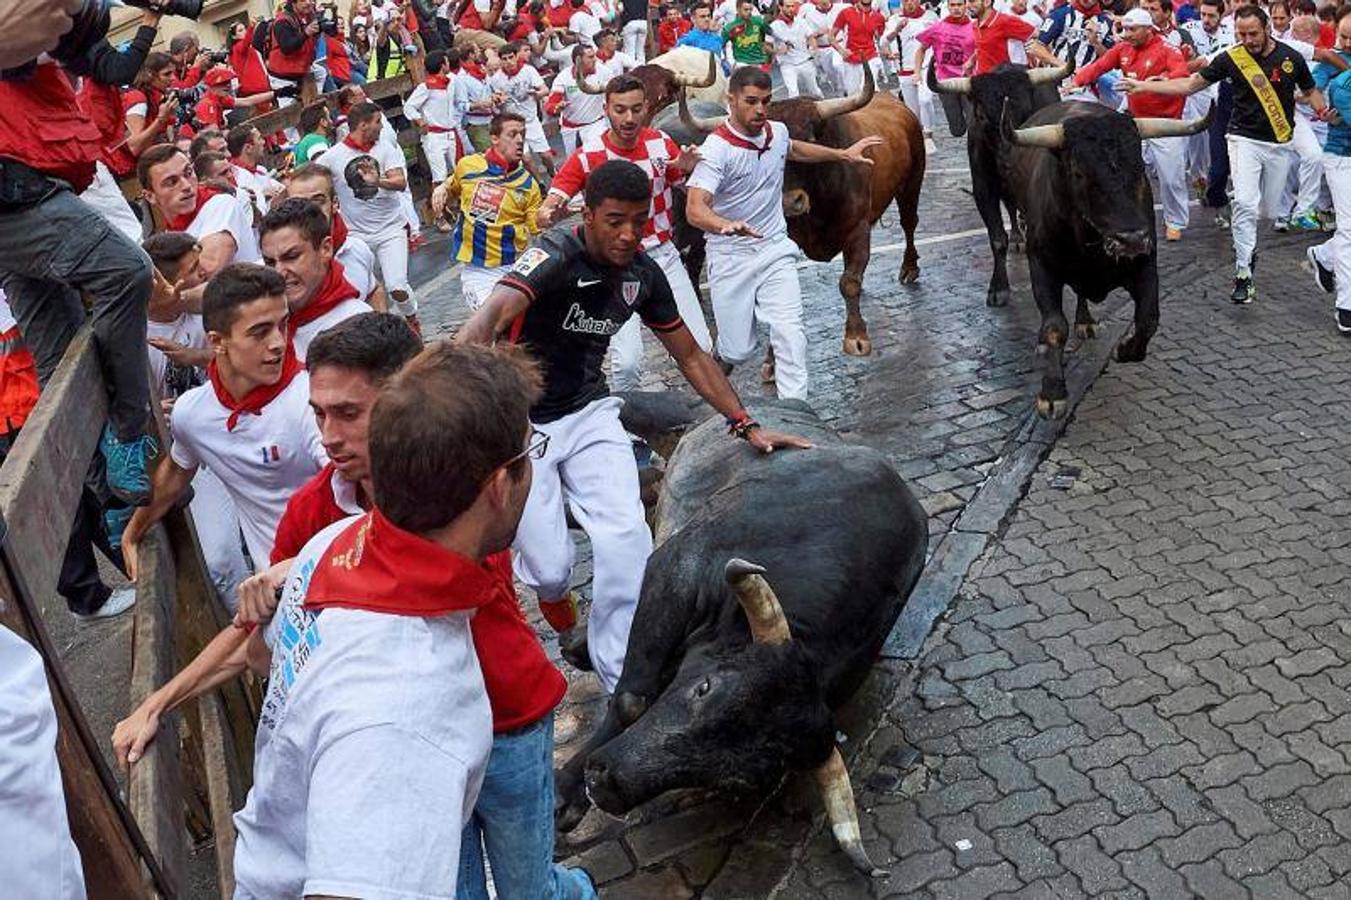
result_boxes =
[74,587,136,622]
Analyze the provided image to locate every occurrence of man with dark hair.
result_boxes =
[490,40,555,177]
[189,128,228,161]
[431,113,544,311]
[460,158,811,692]
[685,65,878,400]
[545,44,608,153]
[294,101,336,163]
[260,199,371,356]
[229,341,547,898]
[141,144,262,273]
[193,151,231,182]
[453,42,500,152]
[120,263,326,579]
[227,124,284,217]
[537,73,712,394]
[405,49,461,188]
[318,102,421,333]
[283,164,385,310]
[1122,3,1331,303]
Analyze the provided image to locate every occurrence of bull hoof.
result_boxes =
[987,288,1011,308]
[1074,322,1098,340]
[559,627,594,672]
[1114,335,1148,363]
[842,335,873,356]
[1035,395,1069,420]
[899,265,920,284]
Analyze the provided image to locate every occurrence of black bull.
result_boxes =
[555,400,928,876]
[931,67,1210,418]
[665,66,927,356]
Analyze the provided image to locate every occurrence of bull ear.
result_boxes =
[999,98,1016,144]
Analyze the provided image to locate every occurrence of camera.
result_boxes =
[41,0,205,69]
[205,48,231,65]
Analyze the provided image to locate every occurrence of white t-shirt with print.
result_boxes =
[232,517,492,900]
[686,119,792,252]
[187,193,262,264]
[336,234,378,302]
[292,298,371,361]
[771,14,817,66]
[317,140,409,238]
[146,312,207,400]
[168,371,326,566]
[489,64,548,125]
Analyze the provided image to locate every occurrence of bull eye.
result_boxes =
[693,677,713,700]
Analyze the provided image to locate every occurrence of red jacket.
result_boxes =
[324,34,352,83]
[0,63,102,191]
[267,10,319,78]
[658,18,692,53]
[230,23,275,97]
[1073,33,1187,119]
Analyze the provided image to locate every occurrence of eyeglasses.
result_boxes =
[499,428,550,471]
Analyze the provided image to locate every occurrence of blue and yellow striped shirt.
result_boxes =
[447,153,543,269]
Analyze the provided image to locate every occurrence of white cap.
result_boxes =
[1120,8,1154,28]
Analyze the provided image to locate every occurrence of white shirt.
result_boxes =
[686,119,792,252]
[230,163,282,217]
[318,140,409,237]
[292,298,371,360]
[0,629,86,900]
[146,312,207,400]
[336,233,379,302]
[187,193,262,264]
[771,14,817,66]
[883,10,939,72]
[801,2,847,48]
[569,9,603,45]
[169,371,326,566]
[404,78,458,130]
[489,64,548,124]
[452,68,495,126]
[550,65,606,126]
[232,517,491,900]
[596,50,638,80]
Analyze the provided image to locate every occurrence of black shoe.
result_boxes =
[1309,246,1335,293]
[1338,309,1351,333]
[1231,276,1254,305]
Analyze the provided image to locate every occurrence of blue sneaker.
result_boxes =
[100,428,157,506]
[1290,213,1322,232]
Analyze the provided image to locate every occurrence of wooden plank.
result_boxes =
[245,74,413,135]
[198,692,240,900]
[0,329,105,603]
[126,525,186,898]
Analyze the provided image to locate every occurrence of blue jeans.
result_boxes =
[457,716,595,900]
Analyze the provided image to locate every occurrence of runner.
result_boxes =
[771,0,823,99]
[545,44,609,153]
[967,0,1059,76]
[883,0,937,147]
[283,163,386,310]
[831,0,885,92]
[431,113,544,310]
[684,66,880,401]
[404,49,462,191]
[723,0,773,71]
[915,0,976,135]
[226,123,285,218]
[318,101,421,331]
[489,40,557,178]
[138,144,263,277]
[1122,3,1332,303]
[294,100,337,163]
[260,199,371,357]
[453,43,500,152]
[536,74,714,390]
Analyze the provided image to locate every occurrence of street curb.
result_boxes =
[882,298,1135,660]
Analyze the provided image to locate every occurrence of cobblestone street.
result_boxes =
[413,131,1351,897]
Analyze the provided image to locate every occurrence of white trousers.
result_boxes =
[421,130,458,184]
[1228,134,1292,273]
[707,235,808,400]
[0,630,85,900]
[1143,135,1189,231]
[1184,93,1212,182]
[560,119,608,155]
[778,59,820,99]
[622,20,648,63]
[899,76,935,133]
[608,240,713,391]
[79,161,143,244]
[1313,154,1351,312]
[354,226,417,314]
[1282,114,1326,217]
[813,49,843,95]
[191,466,250,613]
[459,264,511,311]
[524,118,552,155]
[512,397,651,693]
[838,57,884,94]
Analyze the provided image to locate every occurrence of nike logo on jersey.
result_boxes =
[561,302,622,336]
[577,277,603,287]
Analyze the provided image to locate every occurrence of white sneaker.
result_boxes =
[924,136,937,155]
[74,586,136,622]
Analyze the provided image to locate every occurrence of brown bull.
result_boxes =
[579,48,722,123]
[681,67,925,356]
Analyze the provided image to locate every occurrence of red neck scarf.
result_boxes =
[715,122,773,155]
[302,509,508,616]
[207,342,303,431]
[165,185,225,232]
[462,61,487,80]
[904,6,925,16]
[290,259,360,329]
[502,60,523,76]
[944,13,968,22]
[597,49,614,60]
[228,155,257,173]
[426,73,451,90]
[331,211,349,250]
[1071,0,1100,14]
[343,132,376,152]
[484,147,518,172]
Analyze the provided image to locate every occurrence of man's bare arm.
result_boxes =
[455,283,533,344]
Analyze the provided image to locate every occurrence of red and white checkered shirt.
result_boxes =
[548,127,684,250]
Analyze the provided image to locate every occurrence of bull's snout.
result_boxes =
[1102,229,1151,260]
[783,189,811,217]
[583,757,631,815]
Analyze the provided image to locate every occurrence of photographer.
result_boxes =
[125,51,182,160]
[268,0,337,101]
[0,0,84,70]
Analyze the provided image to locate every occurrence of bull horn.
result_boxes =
[724,558,790,644]
[814,61,874,119]
[672,50,718,88]
[679,88,726,134]
[1026,62,1072,86]
[1010,122,1066,149]
[814,746,885,877]
[578,74,607,96]
[928,61,971,95]
[1134,104,1215,140]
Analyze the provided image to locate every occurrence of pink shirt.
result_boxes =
[916,16,976,80]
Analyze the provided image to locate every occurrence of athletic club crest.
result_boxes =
[621,280,641,306]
